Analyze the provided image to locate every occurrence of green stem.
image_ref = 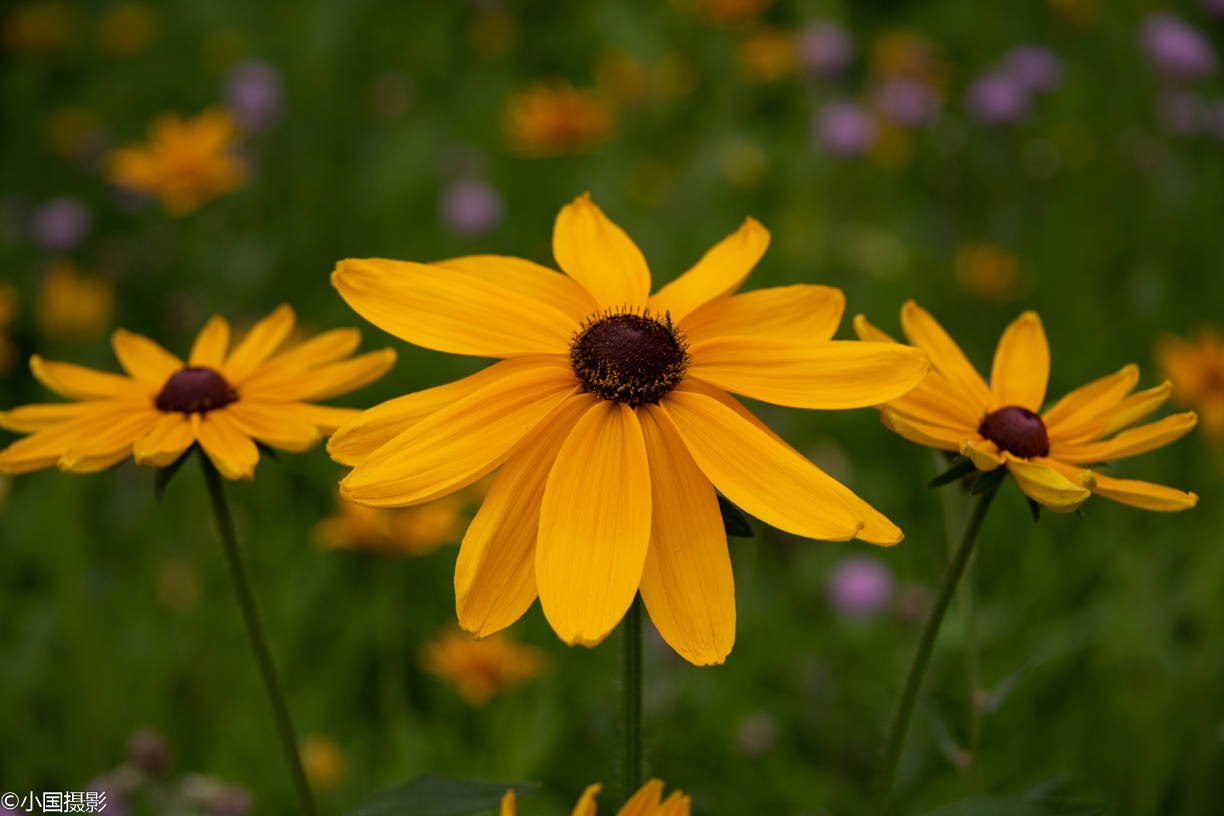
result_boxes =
[963,551,981,790]
[870,484,999,815]
[199,454,318,816]
[621,594,643,803]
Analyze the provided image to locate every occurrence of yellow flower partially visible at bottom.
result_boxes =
[1157,328,1224,441]
[0,304,395,479]
[315,493,464,556]
[501,779,689,816]
[856,301,1198,512]
[37,260,114,342]
[421,628,545,706]
[299,736,346,791]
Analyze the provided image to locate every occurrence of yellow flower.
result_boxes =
[501,779,689,816]
[856,301,1199,513]
[107,108,246,215]
[0,305,395,480]
[3,1,75,54]
[329,194,929,664]
[0,284,18,376]
[735,29,795,83]
[37,260,114,342]
[504,83,613,155]
[95,2,158,57]
[299,736,346,791]
[1157,328,1224,440]
[422,628,544,706]
[315,493,463,556]
[870,31,945,88]
[955,243,1020,303]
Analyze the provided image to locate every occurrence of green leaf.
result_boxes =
[927,456,977,489]
[346,774,539,816]
[970,467,1007,495]
[1027,498,1041,523]
[921,795,1108,816]
[717,494,753,538]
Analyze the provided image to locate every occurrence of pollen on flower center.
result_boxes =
[155,367,237,414]
[978,405,1050,458]
[569,311,689,407]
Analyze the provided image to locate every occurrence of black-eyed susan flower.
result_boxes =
[501,779,688,816]
[504,83,613,155]
[855,301,1198,513]
[1157,327,1224,440]
[0,304,395,480]
[330,193,929,664]
[422,628,545,706]
[314,492,467,556]
[107,108,246,215]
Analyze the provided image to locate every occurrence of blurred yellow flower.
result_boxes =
[421,629,545,706]
[735,29,794,83]
[108,108,246,215]
[596,51,648,105]
[1157,328,1224,440]
[95,2,157,57]
[37,261,114,342]
[0,304,395,479]
[871,31,945,88]
[0,284,17,376]
[504,82,613,155]
[299,736,346,791]
[3,1,74,54]
[315,493,463,556]
[857,302,1199,512]
[685,0,772,25]
[501,779,689,816]
[955,242,1021,302]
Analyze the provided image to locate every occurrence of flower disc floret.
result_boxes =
[978,405,1049,458]
[155,367,237,414]
[569,311,689,406]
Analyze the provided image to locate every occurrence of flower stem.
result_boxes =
[621,594,643,802]
[870,483,999,815]
[199,454,317,816]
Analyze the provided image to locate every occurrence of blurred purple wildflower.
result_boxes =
[827,555,895,618]
[1139,13,1217,80]
[1204,0,1224,17]
[1002,45,1064,93]
[224,60,285,132]
[30,197,90,251]
[966,73,1031,124]
[795,22,855,78]
[440,178,504,236]
[814,102,877,155]
[874,78,940,126]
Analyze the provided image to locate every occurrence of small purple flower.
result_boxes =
[440,178,504,236]
[224,60,285,132]
[30,197,90,250]
[874,78,940,126]
[1204,0,1224,18]
[1002,46,1063,93]
[795,22,855,78]
[966,73,1031,124]
[1139,13,1217,80]
[827,555,895,618]
[813,102,877,156]
[1157,89,1205,133]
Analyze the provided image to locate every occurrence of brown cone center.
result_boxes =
[155,367,237,414]
[570,312,688,406]
[978,405,1049,458]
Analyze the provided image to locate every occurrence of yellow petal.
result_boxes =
[435,255,600,324]
[222,304,295,383]
[188,315,231,368]
[1097,381,1173,438]
[0,402,92,432]
[1005,455,1092,513]
[1052,412,1198,463]
[900,301,992,410]
[111,329,183,385]
[617,779,664,816]
[58,410,160,473]
[251,328,362,382]
[637,404,735,666]
[687,338,929,410]
[852,313,898,343]
[989,311,1049,411]
[243,349,396,402]
[132,413,195,467]
[552,193,651,309]
[31,355,147,400]
[881,407,967,451]
[194,411,259,480]
[341,364,577,507]
[679,284,843,346]
[1042,364,1139,441]
[456,393,595,637]
[571,784,602,816]
[647,217,770,322]
[537,400,651,646]
[656,791,691,816]
[288,404,361,435]
[327,356,565,466]
[959,438,1004,471]
[0,405,138,474]
[500,790,515,816]
[333,258,576,357]
[1088,472,1199,512]
[224,401,322,452]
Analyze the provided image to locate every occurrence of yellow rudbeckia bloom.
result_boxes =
[329,194,929,664]
[501,779,689,816]
[0,305,395,480]
[422,628,545,706]
[855,301,1199,513]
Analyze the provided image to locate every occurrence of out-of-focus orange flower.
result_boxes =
[955,243,1021,302]
[0,285,18,376]
[736,29,795,83]
[1157,328,1224,440]
[421,629,545,706]
[315,494,464,556]
[686,0,772,25]
[300,736,346,791]
[95,2,157,57]
[3,1,74,54]
[596,51,648,104]
[504,82,613,155]
[871,31,946,88]
[108,108,245,215]
[36,260,114,342]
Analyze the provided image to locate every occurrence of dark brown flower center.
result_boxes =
[978,405,1049,458]
[570,311,688,406]
[155,367,237,414]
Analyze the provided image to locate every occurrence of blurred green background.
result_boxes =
[1,0,1222,813]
